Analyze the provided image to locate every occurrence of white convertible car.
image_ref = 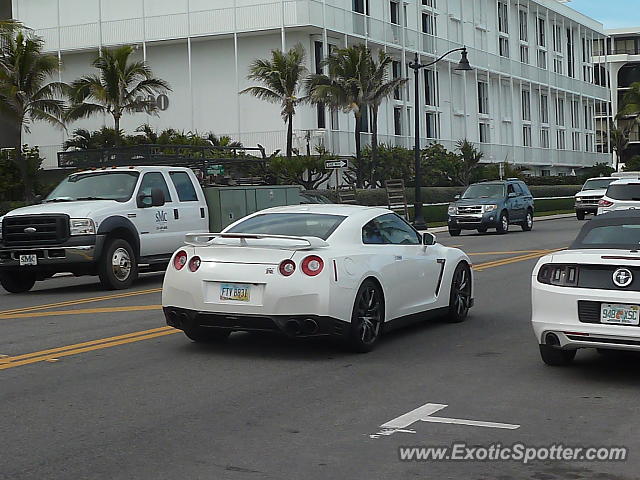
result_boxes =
[162,205,474,352]
[532,210,640,366]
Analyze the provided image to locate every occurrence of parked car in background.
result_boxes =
[598,178,640,215]
[447,179,535,236]
[531,210,640,366]
[574,177,617,220]
[163,204,474,352]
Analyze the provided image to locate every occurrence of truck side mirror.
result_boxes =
[151,188,165,207]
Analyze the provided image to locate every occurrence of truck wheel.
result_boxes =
[496,212,509,234]
[98,238,138,290]
[448,227,462,237]
[576,210,586,220]
[0,272,36,293]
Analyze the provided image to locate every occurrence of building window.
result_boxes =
[422,0,436,7]
[314,41,326,129]
[394,107,402,135]
[540,128,550,148]
[424,69,438,106]
[541,169,551,176]
[553,57,563,74]
[555,98,565,126]
[360,104,370,133]
[479,122,490,143]
[520,45,529,64]
[390,1,399,25]
[521,90,531,121]
[540,94,549,124]
[393,60,402,100]
[352,0,369,14]
[567,28,575,78]
[557,130,566,150]
[478,80,489,114]
[537,49,547,69]
[553,24,563,53]
[572,131,580,151]
[571,100,580,128]
[537,18,546,47]
[499,37,510,58]
[426,112,439,139]
[422,12,435,34]
[519,10,528,42]
[498,2,509,34]
[523,125,532,146]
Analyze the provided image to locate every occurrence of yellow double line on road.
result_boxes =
[0,326,177,370]
[0,246,565,371]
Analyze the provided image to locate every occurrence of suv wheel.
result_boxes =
[0,272,36,293]
[496,211,509,234]
[98,238,139,290]
[521,210,534,231]
[576,210,586,221]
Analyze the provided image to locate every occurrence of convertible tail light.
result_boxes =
[598,199,614,207]
[188,256,201,272]
[301,255,324,276]
[173,250,188,270]
[537,264,579,286]
[279,259,296,277]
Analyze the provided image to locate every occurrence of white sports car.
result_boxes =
[532,211,640,366]
[162,205,474,352]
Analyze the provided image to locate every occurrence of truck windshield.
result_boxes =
[226,213,346,240]
[462,184,505,199]
[583,178,614,191]
[46,172,140,203]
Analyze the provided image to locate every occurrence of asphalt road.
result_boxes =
[1,217,638,480]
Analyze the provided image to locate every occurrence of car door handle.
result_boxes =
[174,209,179,220]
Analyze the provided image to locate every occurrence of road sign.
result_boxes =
[325,159,348,169]
[207,165,225,175]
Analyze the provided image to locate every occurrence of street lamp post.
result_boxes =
[408,47,472,230]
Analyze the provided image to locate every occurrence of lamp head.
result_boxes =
[455,48,473,71]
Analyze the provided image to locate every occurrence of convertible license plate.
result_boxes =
[19,254,38,266]
[601,303,640,325]
[220,283,250,302]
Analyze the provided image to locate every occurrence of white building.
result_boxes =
[594,27,640,164]
[12,0,610,174]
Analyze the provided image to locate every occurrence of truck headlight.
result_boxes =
[70,218,96,236]
[482,204,498,213]
[447,205,457,215]
[575,197,582,202]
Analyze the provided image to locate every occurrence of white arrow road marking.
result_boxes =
[370,403,520,438]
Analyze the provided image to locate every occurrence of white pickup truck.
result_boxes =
[0,166,209,293]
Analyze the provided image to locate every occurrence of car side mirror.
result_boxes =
[454,194,461,200]
[423,232,436,246]
[508,192,518,198]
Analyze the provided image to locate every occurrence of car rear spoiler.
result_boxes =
[184,233,329,250]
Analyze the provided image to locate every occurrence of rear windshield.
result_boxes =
[607,184,640,201]
[462,184,505,199]
[577,225,640,249]
[226,213,346,240]
[583,178,615,191]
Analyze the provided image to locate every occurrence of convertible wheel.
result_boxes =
[446,263,472,323]
[184,326,231,343]
[539,345,576,366]
[348,280,384,353]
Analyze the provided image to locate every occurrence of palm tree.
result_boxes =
[306,45,367,186]
[240,44,307,160]
[0,29,66,201]
[63,127,122,150]
[364,50,408,170]
[618,82,640,118]
[66,45,171,145]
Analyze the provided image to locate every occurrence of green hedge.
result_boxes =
[310,185,581,206]
[0,201,26,216]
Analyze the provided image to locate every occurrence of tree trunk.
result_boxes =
[286,112,293,160]
[354,112,363,188]
[114,114,121,147]
[371,106,379,187]
[14,128,33,204]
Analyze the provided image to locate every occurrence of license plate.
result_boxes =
[220,283,250,302]
[601,303,640,325]
[19,254,38,266]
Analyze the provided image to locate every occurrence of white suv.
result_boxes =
[598,178,640,215]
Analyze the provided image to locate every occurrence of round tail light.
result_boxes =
[301,255,324,276]
[279,259,296,277]
[173,250,188,270]
[188,256,201,272]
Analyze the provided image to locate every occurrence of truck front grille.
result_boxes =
[2,215,70,246]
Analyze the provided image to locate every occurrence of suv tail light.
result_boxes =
[279,259,296,276]
[598,199,614,207]
[173,250,188,270]
[537,264,579,286]
[301,255,324,276]
[188,256,201,272]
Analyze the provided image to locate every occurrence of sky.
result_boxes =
[567,0,640,29]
